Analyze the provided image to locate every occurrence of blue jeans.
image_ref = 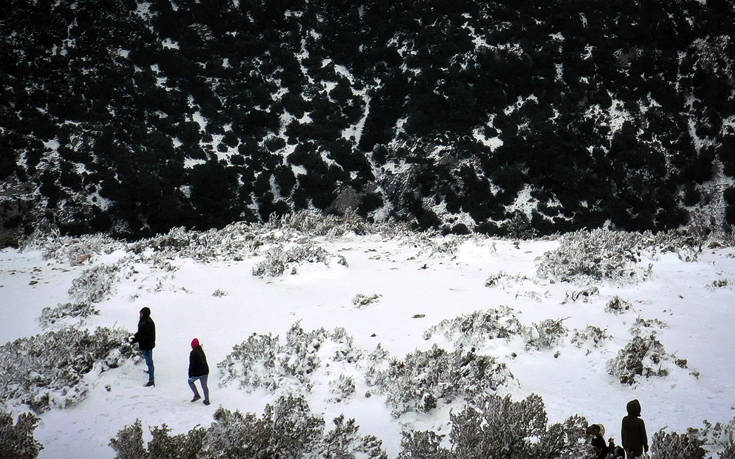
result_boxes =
[188,374,209,401]
[142,349,154,382]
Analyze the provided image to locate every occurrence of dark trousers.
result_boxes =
[142,349,154,382]
[188,374,209,401]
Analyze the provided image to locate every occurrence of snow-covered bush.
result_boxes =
[147,424,207,459]
[524,318,569,350]
[571,326,611,354]
[68,263,122,304]
[108,419,146,459]
[23,230,121,265]
[650,428,705,459]
[484,272,533,289]
[38,302,98,328]
[537,229,654,282]
[0,327,134,412]
[352,293,382,307]
[211,289,227,297]
[605,296,632,314]
[631,317,668,334]
[563,286,599,303]
[607,333,674,385]
[252,243,345,277]
[399,394,589,458]
[366,345,513,417]
[110,395,387,458]
[329,375,356,402]
[0,410,44,458]
[696,417,735,457]
[397,431,451,459]
[422,306,524,346]
[218,323,361,393]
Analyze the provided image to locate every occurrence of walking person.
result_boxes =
[621,399,648,458]
[129,306,156,387]
[188,338,210,405]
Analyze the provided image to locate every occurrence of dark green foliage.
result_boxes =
[2,0,733,236]
[0,411,44,459]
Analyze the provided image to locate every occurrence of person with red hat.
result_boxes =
[188,338,210,405]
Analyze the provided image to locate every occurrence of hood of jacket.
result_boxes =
[626,399,641,417]
[140,307,151,318]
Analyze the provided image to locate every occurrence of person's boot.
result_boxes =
[203,399,210,405]
[144,381,155,387]
[191,394,201,402]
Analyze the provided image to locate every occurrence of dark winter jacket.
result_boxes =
[189,346,209,378]
[591,434,611,459]
[132,307,156,350]
[621,399,648,456]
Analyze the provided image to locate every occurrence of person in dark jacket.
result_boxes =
[130,307,156,387]
[188,338,210,405]
[587,424,612,459]
[621,399,648,458]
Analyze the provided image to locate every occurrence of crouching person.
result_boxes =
[188,338,210,405]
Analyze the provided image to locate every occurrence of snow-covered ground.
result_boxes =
[1,226,735,458]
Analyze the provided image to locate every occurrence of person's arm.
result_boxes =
[189,352,196,378]
[640,419,648,452]
[621,420,626,449]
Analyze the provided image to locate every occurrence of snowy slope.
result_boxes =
[1,226,735,457]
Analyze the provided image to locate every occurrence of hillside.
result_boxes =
[2,0,735,238]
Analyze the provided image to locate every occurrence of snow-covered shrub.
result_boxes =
[218,323,361,393]
[352,293,382,307]
[650,428,705,459]
[563,286,599,303]
[0,327,134,412]
[147,424,206,459]
[329,375,356,402]
[710,278,729,289]
[605,296,632,314]
[129,224,260,263]
[111,395,387,458]
[422,306,524,346]
[0,410,44,458]
[252,242,344,277]
[484,272,532,288]
[631,317,668,334]
[211,289,227,297]
[698,417,735,457]
[400,394,588,458]
[23,230,120,265]
[607,333,673,385]
[366,345,513,417]
[108,419,146,459]
[322,415,387,459]
[397,431,451,459]
[524,318,569,350]
[571,326,611,354]
[537,229,654,282]
[68,263,121,304]
[38,302,98,328]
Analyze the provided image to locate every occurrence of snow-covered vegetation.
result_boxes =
[2,218,735,457]
[0,328,134,413]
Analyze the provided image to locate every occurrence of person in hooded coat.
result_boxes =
[586,424,612,459]
[621,399,648,458]
[188,338,210,405]
[130,307,156,387]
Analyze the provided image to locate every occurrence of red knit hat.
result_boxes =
[191,338,200,348]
